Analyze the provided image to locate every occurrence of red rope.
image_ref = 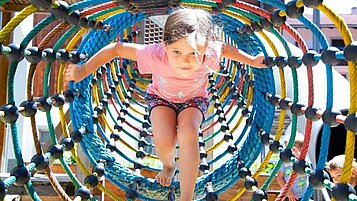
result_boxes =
[233,1,314,200]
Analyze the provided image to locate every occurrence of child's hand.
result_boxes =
[252,54,266,68]
[286,191,297,201]
[65,63,87,83]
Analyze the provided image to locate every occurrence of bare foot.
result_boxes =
[155,166,175,187]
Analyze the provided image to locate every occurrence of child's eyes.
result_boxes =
[173,50,181,54]
[172,50,200,56]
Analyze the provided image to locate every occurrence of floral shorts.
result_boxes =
[145,93,209,119]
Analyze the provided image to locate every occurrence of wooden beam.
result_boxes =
[43,107,71,151]
[0,3,29,12]
[0,3,50,13]
[0,173,75,196]
[0,11,11,171]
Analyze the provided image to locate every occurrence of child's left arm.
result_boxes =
[221,43,266,68]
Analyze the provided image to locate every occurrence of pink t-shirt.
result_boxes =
[136,42,222,103]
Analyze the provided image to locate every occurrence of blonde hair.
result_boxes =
[284,132,304,148]
[163,8,216,47]
[326,155,357,171]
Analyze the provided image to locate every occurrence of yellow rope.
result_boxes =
[123,29,147,90]
[92,77,160,160]
[0,4,38,43]
[228,78,261,200]
[204,60,243,152]
[92,83,101,105]
[109,59,146,115]
[206,62,252,153]
[181,3,212,11]
[127,67,147,89]
[115,79,145,115]
[204,88,241,151]
[58,28,88,94]
[206,82,231,114]
[224,9,289,200]
[317,4,356,189]
[94,63,154,156]
[107,62,161,161]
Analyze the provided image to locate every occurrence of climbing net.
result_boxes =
[0,0,356,200]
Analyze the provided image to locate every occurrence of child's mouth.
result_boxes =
[179,66,191,70]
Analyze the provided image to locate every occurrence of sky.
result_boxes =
[287,0,357,14]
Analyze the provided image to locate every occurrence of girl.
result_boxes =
[65,8,266,201]
[326,155,357,192]
[277,132,309,201]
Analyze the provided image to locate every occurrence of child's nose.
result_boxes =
[183,55,190,64]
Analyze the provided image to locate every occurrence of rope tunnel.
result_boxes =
[0,0,356,200]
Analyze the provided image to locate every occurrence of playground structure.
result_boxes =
[0,0,356,200]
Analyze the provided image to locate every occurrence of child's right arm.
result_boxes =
[276,171,286,188]
[221,43,266,68]
[277,171,298,201]
[65,42,146,83]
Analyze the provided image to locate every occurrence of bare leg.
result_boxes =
[150,106,177,187]
[177,108,202,201]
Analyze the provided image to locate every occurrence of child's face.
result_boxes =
[329,168,342,183]
[165,37,206,77]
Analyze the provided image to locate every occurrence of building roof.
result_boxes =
[286,13,357,28]
[1,0,78,12]
[3,0,353,28]
[1,0,260,12]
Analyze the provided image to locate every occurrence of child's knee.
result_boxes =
[177,122,199,135]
